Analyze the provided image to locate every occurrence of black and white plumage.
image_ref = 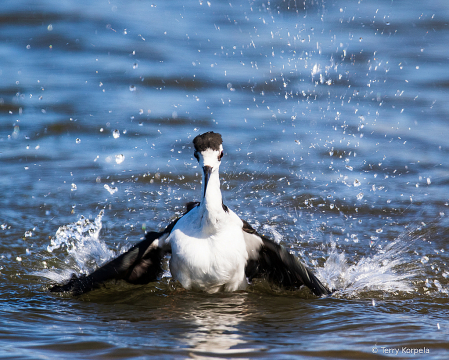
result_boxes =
[50,132,331,297]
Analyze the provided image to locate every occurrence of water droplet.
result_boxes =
[12,125,20,138]
[71,183,77,191]
[421,256,429,264]
[129,85,136,92]
[0,224,7,230]
[427,177,431,185]
[356,192,364,201]
[16,256,22,262]
[329,203,334,210]
[354,179,361,187]
[376,228,383,233]
[24,230,33,237]
[115,154,125,164]
[47,24,53,31]
[76,138,81,144]
[133,63,138,69]
[112,129,120,139]
[104,184,118,194]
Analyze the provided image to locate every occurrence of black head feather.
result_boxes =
[193,131,223,152]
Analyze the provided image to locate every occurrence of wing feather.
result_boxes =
[242,219,331,297]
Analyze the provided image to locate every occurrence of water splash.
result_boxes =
[317,239,418,298]
[262,224,283,244]
[115,154,125,164]
[104,184,118,195]
[40,210,114,281]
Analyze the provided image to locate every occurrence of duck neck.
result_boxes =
[199,168,225,226]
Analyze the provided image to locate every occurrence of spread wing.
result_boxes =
[49,203,201,296]
[50,226,172,295]
[242,219,331,297]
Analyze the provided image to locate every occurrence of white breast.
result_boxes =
[168,208,248,293]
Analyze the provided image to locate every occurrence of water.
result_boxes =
[1,0,448,358]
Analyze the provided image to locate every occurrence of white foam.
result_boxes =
[35,268,76,283]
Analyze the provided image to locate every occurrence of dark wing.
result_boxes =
[242,219,331,297]
[49,204,201,296]
[50,226,171,295]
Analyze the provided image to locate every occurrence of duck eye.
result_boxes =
[194,151,199,162]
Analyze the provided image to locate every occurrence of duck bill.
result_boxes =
[203,166,212,197]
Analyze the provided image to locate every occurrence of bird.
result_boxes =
[50,131,331,297]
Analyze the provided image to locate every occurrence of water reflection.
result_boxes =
[177,293,257,358]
